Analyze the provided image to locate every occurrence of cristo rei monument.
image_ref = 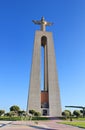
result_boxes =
[27,17,61,117]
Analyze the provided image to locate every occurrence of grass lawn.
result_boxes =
[59,121,85,129]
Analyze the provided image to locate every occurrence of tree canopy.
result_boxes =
[10,105,20,112]
[0,110,5,116]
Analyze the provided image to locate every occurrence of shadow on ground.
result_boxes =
[0,122,12,128]
[29,125,58,130]
[11,123,58,130]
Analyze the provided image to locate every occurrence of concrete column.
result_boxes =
[27,31,41,113]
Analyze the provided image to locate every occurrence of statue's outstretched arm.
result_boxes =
[32,20,41,25]
[47,22,53,26]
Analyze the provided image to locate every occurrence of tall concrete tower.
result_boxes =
[27,17,61,117]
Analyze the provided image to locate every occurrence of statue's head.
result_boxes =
[41,16,45,21]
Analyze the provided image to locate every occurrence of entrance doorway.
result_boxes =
[43,109,47,116]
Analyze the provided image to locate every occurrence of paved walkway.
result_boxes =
[0,120,84,130]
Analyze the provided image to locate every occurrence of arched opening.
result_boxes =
[41,45,44,91]
[41,36,47,47]
[40,36,49,115]
[40,36,48,91]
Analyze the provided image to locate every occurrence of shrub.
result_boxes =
[0,110,5,116]
[62,110,71,119]
[29,110,36,115]
[29,110,41,117]
[73,110,81,118]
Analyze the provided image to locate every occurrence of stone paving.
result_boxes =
[0,120,84,130]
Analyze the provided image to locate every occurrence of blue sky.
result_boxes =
[0,0,85,112]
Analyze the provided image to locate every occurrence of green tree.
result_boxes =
[29,110,41,116]
[10,105,20,113]
[62,110,71,119]
[34,111,41,117]
[9,111,17,117]
[5,111,17,117]
[18,110,26,116]
[73,110,81,118]
[0,110,5,116]
[5,112,11,117]
[29,110,36,115]
[80,109,85,117]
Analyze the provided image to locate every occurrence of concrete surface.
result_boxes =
[0,120,84,130]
